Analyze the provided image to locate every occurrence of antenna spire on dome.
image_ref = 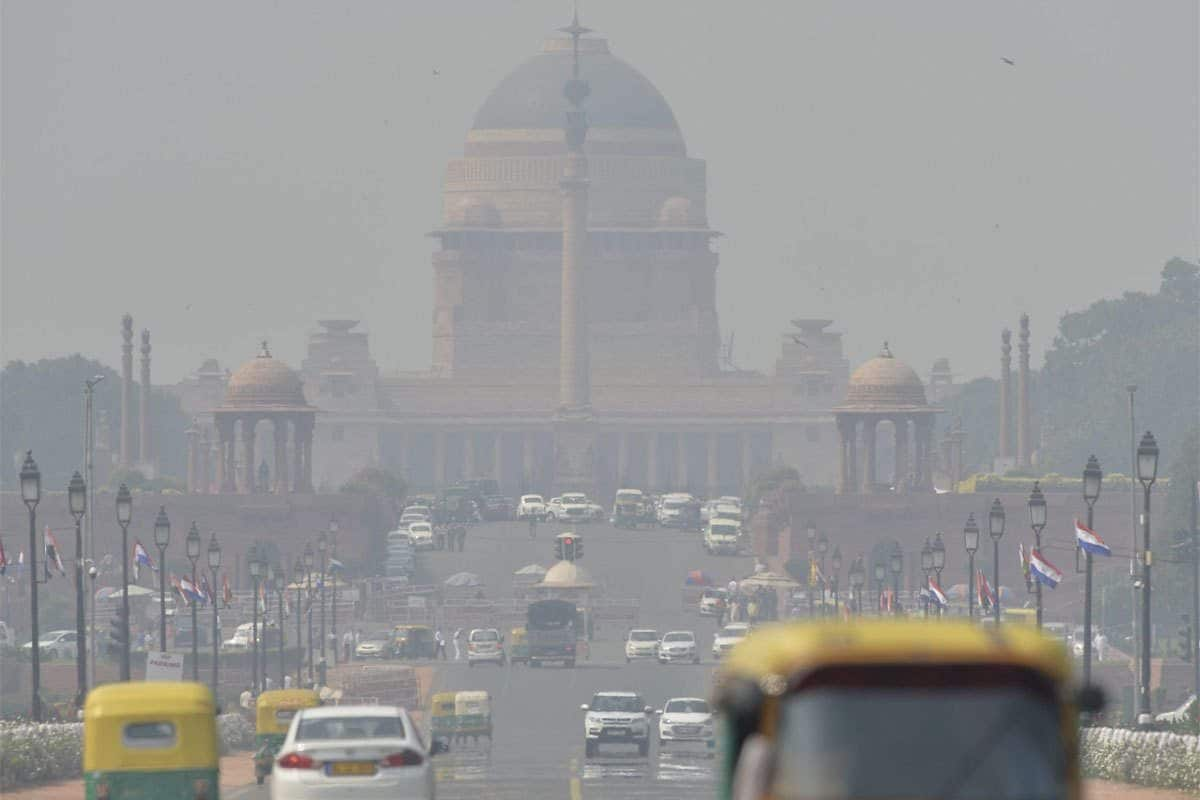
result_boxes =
[258,340,272,358]
[880,341,893,358]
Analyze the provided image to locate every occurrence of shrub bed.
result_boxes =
[1081,727,1200,792]
[0,713,253,791]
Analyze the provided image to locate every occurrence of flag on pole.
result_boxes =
[1028,548,1063,588]
[44,527,66,578]
[199,575,213,606]
[977,569,997,612]
[927,577,949,608]
[133,540,155,582]
[180,575,204,604]
[171,574,188,606]
[1074,519,1111,557]
[222,574,232,607]
[878,588,893,613]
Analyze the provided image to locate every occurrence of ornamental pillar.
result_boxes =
[464,432,476,479]
[273,416,289,494]
[616,432,629,488]
[707,432,719,497]
[434,431,447,489]
[647,434,659,491]
[675,433,688,492]
[241,416,258,494]
[492,432,503,486]
[862,417,878,493]
[892,417,908,494]
[521,433,535,492]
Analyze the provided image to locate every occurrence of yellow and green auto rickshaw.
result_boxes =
[509,627,529,665]
[455,690,492,744]
[253,688,321,784]
[431,691,458,742]
[84,681,220,800]
[713,619,1103,800]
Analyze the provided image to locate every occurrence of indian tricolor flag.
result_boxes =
[1074,519,1111,557]
[927,577,948,608]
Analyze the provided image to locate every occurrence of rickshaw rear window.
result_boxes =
[122,722,176,748]
[297,716,407,740]
[275,709,297,724]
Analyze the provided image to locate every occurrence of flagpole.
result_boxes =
[1082,457,1102,691]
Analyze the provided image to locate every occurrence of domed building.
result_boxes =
[833,344,941,494]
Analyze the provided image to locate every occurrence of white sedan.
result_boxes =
[271,705,445,800]
[657,697,716,752]
[711,622,750,660]
[408,522,434,550]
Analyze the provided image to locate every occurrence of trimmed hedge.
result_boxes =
[0,713,253,791]
[1081,727,1200,792]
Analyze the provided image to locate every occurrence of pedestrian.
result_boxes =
[239,688,253,710]
[434,628,447,660]
[284,674,293,689]
[265,675,274,691]
[727,579,738,597]
[453,628,463,660]
[716,598,727,627]
[343,630,353,663]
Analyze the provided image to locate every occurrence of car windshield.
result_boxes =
[721,626,747,638]
[591,695,643,713]
[711,523,739,536]
[630,631,657,642]
[665,700,709,714]
[772,686,1065,800]
[663,500,685,510]
[471,630,499,641]
[663,633,693,642]
[562,494,586,504]
[616,491,641,501]
[296,715,407,741]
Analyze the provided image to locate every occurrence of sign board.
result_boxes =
[145,651,184,681]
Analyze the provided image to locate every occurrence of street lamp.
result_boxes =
[964,513,980,619]
[831,545,842,617]
[248,545,262,695]
[21,452,44,719]
[115,484,133,681]
[849,556,865,615]
[293,558,305,686]
[1027,482,1048,628]
[932,532,946,617]
[185,522,201,680]
[920,538,933,617]
[68,471,87,707]
[207,532,221,700]
[328,519,339,665]
[989,499,1006,625]
[153,506,171,651]
[1079,455,1102,689]
[317,531,328,686]
[276,562,286,688]
[806,522,817,618]
[873,561,886,614]
[816,531,829,617]
[1136,431,1159,726]
[304,543,315,684]
[888,544,903,616]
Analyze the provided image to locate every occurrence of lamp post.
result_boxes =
[964,514,980,619]
[317,531,328,686]
[263,561,274,688]
[68,472,87,707]
[304,543,315,684]
[889,544,903,616]
[276,562,286,687]
[21,453,44,719]
[1080,455,1102,689]
[932,532,946,617]
[83,375,104,689]
[207,533,221,700]
[989,499,1006,625]
[153,506,171,651]
[816,531,829,617]
[293,558,305,687]
[115,483,133,681]
[831,546,842,617]
[328,519,339,665]
[1136,431,1159,726]
[806,521,816,618]
[248,545,262,695]
[849,556,865,615]
[920,538,933,617]
[1028,482,1048,628]
[185,523,201,680]
[873,562,885,615]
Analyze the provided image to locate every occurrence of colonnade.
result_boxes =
[196,411,315,494]
[835,413,935,494]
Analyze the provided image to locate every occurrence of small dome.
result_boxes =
[448,196,502,228]
[841,343,928,409]
[657,196,701,227]
[539,560,594,588]
[223,343,310,409]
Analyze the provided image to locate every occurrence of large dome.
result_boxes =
[837,343,930,411]
[473,36,680,133]
[222,343,310,410]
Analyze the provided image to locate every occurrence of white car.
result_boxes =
[657,630,700,664]
[547,493,590,523]
[625,629,659,662]
[355,631,393,660]
[585,501,606,521]
[467,628,505,666]
[399,513,428,527]
[712,622,750,660]
[582,692,652,758]
[656,697,715,752]
[271,705,443,800]
[699,588,729,616]
[22,629,78,660]
[657,493,694,527]
[408,522,434,550]
[517,494,548,520]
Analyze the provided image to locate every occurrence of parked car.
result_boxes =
[22,629,78,660]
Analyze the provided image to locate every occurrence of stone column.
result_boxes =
[616,432,629,488]
[302,426,313,493]
[185,424,198,492]
[120,314,134,467]
[647,434,659,491]
[707,432,719,497]
[915,415,935,490]
[862,418,878,493]
[999,329,1012,460]
[464,432,476,479]
[434,431,447,489]
[741,432,754,492]
[558,49,591,413]
[273,417,289,494]
[139,330,152,468]
[492,432,503,484]
[395,430,408,482]
[199,427,211,494]
[292,416,305,493]
[1017,314,1031,467]
[216,416,236,493]
[241,416,257,494]
[836,419,849,494]
[892,417,908,493]
[675,433,688,492]
[846,418,859,494]
[522,433,535,491]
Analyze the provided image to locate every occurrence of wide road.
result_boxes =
[425,517,753,800]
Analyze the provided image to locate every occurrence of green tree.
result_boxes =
[1159,427,1198,624]
[340,467,407,503]
[747,465,804,512]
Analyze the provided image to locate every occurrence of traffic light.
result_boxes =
[562,536,575,562]
[1179,615,1193,662]
[573,535,583,560]
[554,536,564,561]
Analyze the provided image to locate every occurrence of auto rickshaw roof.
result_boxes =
[720,619,1071,685]
[256,688,321,708]
[85,681,215,718]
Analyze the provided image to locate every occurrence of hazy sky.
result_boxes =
[3,1,1196,385]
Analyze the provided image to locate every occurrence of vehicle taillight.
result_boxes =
[382,749,424,767]
[277,752,317,769]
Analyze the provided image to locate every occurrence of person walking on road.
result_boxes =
[343,630,353,663]
[453,628,463,660]
[434,628,447,660]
